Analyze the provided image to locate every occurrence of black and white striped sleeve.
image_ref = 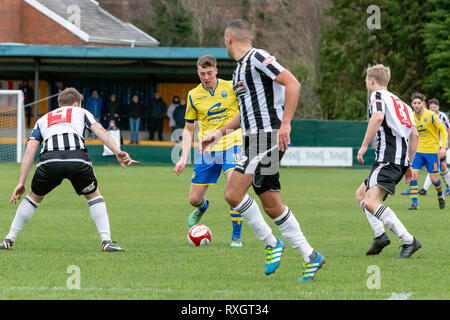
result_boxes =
[370,91,386,114]
[83,109,97,129]
[252,50,285,80]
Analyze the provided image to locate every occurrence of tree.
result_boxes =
[142,0,195,47]
[422,0,450,107]
[318,0,432,120]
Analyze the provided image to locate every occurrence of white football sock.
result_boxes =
[88,196,111,242]
[234,194,277,247]
[374,204,413,244]
[273,206,314,262]
[360,200,385,237]
[441,170,450,188]
[423,174,432,191]
[6,196,39,242]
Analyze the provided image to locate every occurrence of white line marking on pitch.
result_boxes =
[387,292,414,300]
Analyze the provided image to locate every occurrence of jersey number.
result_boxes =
[391,97,411,128]
[47,108,73,127]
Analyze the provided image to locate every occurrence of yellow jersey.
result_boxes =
[414,109,447,153]
[185,79,242,152]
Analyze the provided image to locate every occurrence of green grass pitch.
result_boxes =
[0,163,448,300]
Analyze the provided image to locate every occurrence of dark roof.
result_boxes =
[26,0,158,46]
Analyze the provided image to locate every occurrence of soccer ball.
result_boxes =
[187,224,212,246]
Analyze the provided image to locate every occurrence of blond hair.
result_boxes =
[366,64,391,86]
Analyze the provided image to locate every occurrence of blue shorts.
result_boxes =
[412,152,441,174]
[191,145,241,185]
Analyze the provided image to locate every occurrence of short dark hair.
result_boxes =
[225,18,252,42]
[428,98,439,106]
[58,87,82,107]
[411,92,426,102]
[197,55,217,68]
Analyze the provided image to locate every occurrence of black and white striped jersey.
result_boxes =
[232,48,286,135]
[29,106,97,153]
[369,90,415,166]
[437,111,450,147]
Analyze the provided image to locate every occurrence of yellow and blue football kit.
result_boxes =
[185,78,242,185]
[409,109,447,208]
[412,109,447,174]
[185,79,244,243]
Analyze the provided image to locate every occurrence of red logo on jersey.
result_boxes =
[391,96,411,128]
[263,56,276,66]
[47,108,73,127]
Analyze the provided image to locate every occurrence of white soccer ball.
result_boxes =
[187,224,212,246]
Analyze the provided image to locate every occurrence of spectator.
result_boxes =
[148,92,167,141]
[167,96,180,133]
[104,93,121,128]
[173,98,187,132]
[86,89,103,121]
[128,94,145,144]
[19,80,34,128]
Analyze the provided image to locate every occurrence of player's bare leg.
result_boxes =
[0,190,44,250]
[429,173,445,209]
[84,188,123,252]
[356,183,389,255]
[259,190,324,281]
[1,190,43,249]
[225,171,284,274]
[187,184,209,227]
[364,185,421,258]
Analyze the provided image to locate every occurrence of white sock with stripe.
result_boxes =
[273,206,314,262]
[88,196,111,242]
[374,204,413,244]
[234,194,277,247]
[360,200,385,237]
[6,196,39,242]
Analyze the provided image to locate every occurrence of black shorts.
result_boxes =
[31,150,98,196]
[364,162,408,200]
[235,131,284,195]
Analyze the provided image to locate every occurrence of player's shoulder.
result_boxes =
[217,79,234,91]
[188,83,205,98]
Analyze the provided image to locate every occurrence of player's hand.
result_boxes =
[357,145,368,163]
[116,151,139,168]
[439,147,446,160]
[174,159,186,176]
[404,166,413,184]
[201,131,221,154]
[278,123,291,152]
[10,183,25,205]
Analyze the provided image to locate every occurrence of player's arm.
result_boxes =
[90,123,138,168]
[174,121,195,175]
[10,139,41,204]
[357,110,384,163]
[275,69,301,152]
[200,114,240,154]
[434,115,448,158]
[405,125,419,184]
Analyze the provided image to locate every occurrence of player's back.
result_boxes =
[31,106,97,153]
[370,90,414,166]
